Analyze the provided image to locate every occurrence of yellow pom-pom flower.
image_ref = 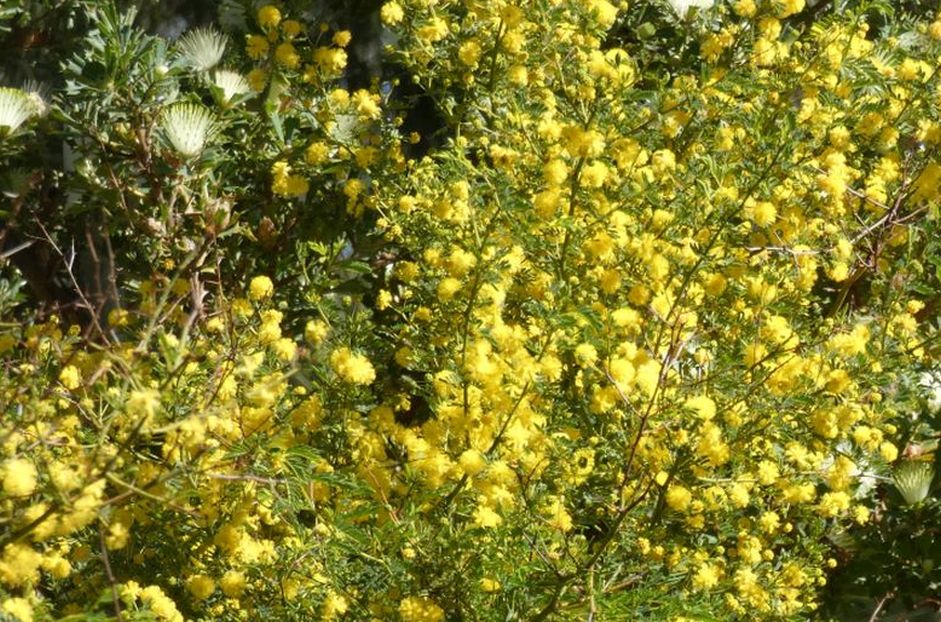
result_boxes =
[249,275,274,301]
[330,347,376,385]
[257,5,281,29]
[2,458,38,497]
[58,364,81,390]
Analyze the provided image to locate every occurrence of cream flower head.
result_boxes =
[669,0,713,16]
[177,27,227,72]
[161,103,216,158]
[0,88,35,135]
[212,69,250,105]
[894,461,934,505]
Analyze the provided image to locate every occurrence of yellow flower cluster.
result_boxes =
[248,275,274,301]
[330,347,376,385]
[271,161,309,197]
[399,596,445,622]
[2,458,37,497]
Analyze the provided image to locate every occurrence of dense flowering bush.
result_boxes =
[1,0,941,620]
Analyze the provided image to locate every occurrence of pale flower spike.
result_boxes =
[0,87,35,134]
[893,461,934,505]
[213,69,250,104]
[177,27,228,72]
[161,103,216,158]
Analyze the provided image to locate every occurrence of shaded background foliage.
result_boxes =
[0,0,408,329]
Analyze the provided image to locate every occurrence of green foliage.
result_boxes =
[822,370,941,621]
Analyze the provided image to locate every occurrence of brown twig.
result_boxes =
[35,222,110,342]
[99,525,124,622]
[868,590,895,622]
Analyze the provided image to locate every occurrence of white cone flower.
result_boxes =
[177,27,227,72]
[212,69,250,104]
[161,103,216,158]
[918,370,941,413]
[893,461,934,506]
[0,88,35,135]
[669,0,713,16]
[21,80,49,117]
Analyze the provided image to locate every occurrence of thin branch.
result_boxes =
[99,525,124,622]
[35,222,110,341]
[0,239,35,259]
[868,590,895,622]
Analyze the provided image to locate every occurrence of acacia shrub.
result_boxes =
[0,0,940,621]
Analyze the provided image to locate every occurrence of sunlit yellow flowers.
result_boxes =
[58,364,81,390]
[256,5,281,30]
[2,458,38,497]
[330,347,376,385]
[249,275,274,301]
